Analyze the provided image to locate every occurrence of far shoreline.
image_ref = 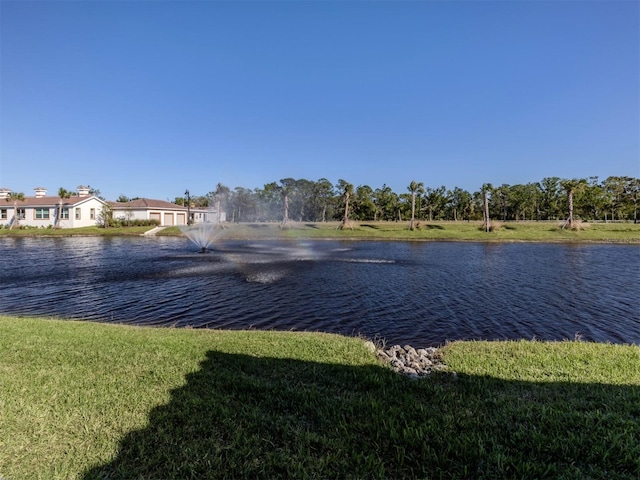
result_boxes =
[1,220,639,244]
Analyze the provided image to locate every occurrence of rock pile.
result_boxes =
[366,342,448,378]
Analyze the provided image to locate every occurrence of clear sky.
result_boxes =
[1,0,638,201]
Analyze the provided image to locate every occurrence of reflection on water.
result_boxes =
[0,236,638,346]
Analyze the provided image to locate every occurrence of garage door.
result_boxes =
[164,213,174,225]
[150,212,161,224]
[176,213,186,225]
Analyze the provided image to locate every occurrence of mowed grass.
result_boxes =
[1,316,639,479]
[158,220,640,243]
[0,225,152,236]
[2,221,639,243]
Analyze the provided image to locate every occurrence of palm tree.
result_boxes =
[450,187,472,222]
[54,187,72,229]
[494,184,510,221]
[314,178,334,222]
[423,186,447,222]
[481,183,493,232]
[278,178,296,228]
[629,178,640,224]
[214,183,230,227]
[560,178,587,229]
[407,180,424,230]
[337,180,354,230]
[5,191,25,229]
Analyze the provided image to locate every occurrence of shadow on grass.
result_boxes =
[304,224,320,229]
[360,224,381,229]
[84,352,640,479]
[425,224,445,230]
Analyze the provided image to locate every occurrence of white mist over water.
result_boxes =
[179,223,223,252]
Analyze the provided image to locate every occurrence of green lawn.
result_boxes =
[149,220,640,243]
[1,316,638,479]
[0,225,152,236]
[2,221,640,243]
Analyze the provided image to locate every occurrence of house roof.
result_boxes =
[3,195,106,208]
[109,198,187,211]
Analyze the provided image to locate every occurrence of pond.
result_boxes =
[0,236,638,346]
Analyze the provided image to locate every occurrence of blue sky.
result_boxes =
[1,1,638,201]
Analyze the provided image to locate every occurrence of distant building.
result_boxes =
[110,199,225,226]
[0,186,108,229]
[1,186,225,229]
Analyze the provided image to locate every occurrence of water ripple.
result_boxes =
[0,237,638,346]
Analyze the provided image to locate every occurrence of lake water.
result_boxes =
[0,236,638,346]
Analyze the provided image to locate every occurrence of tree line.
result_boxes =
[171,175,639,225]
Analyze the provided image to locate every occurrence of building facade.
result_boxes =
[0,186,109,229]
[1,186,226,229]
[110,198,225,226]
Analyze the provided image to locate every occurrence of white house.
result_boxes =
[110,198,225,226]
[1,186,226,229]
[0,186,109,229]
[109,198,189,226]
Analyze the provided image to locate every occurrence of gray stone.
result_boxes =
[375,343,448,378]
[410,361,422,371]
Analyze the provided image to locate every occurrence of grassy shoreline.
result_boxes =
[1,220,639,243]
[1,316,638,479]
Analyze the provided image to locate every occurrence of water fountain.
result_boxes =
[179,222,222,252]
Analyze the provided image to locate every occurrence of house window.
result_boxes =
[0,209,6,220]
[17,208,25,220]
[35,208,50,220]
[61,208,69,220]
[90,208,96,220]
[75,208,81,220]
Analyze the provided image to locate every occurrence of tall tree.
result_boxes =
[229,187,257,222]
[373,184,397,221]
[560,178,587,229]
[602,176,627,221]
[279,178,297,227]
[580,177,606,221]
[538,177,562,220]
[448,187,472,221]
[5,191,25,229]
[494,184,510,222]
[313,178,335,222]
[88,186,104,200]
[628,177,640,224]
[508,183,539,221]
[336,180,354,230]
[54,187,72,229]
[216,183,230,223]
[353,185,376,221]
[423,186,448,222]
[407,180,424,230]
[188,195,210,208]
[258,182,282,221]
[480,183,493,232]
[292,179,314,222]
